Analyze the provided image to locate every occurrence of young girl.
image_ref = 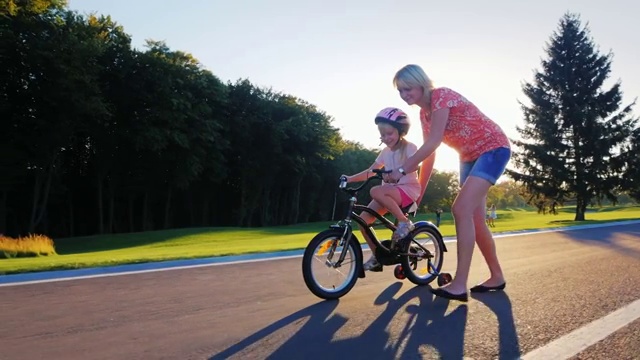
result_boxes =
[489,204,497,227]
[344,107,420,271]
[388,64,511,302]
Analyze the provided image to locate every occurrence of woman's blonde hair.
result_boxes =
[393,64,435,112]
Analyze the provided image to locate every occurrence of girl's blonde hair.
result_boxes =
[393,64,435,113]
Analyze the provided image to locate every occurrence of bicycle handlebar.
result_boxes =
[339,176,348,189]
[339,169,392,192]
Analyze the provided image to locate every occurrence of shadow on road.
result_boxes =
[560,227,640,260]
[471,291,521,359]
[210,283,470,359]
[209,299,341,359]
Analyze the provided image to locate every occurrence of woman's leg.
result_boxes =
[434,147,510,297]
[473,198,505,287]
[441,176,493,294]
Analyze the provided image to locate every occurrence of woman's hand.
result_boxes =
[388,169,403,183]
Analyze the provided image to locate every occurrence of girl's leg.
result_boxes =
[442,176,493,294]
[369,185,406,222]
[359,198,388,270]
[370,185,414,241]
[358,198,387,253]
[473,198,505,287]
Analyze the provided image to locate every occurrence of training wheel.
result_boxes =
[394,265,406,280]
[437,273,452,287]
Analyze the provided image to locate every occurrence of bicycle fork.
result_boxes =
[325,225,353,268]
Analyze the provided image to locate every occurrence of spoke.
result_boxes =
[329,268,347,278]
[313,255,328,265]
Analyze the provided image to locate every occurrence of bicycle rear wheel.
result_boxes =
[302,228,362,300]
[400,224,445,285]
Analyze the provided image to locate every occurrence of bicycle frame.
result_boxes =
[302,171,453,299]
[328,171,447,270]
[329,171,402,266]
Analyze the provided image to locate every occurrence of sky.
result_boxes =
[68,0,640,173]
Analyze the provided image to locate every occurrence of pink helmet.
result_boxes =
[374,107,410,136]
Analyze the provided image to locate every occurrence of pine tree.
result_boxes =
[622,127,640,202]
[508,13,637,221]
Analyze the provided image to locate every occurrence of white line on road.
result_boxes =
[521,298,640,360]
[0,255,302,287]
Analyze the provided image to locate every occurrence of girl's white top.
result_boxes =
[374,142,421,201]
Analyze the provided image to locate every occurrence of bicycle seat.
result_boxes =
[401,202,418,216]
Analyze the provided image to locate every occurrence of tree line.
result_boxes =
[1,1,490,237]
[3,4,638,237]
[1,1,366,236]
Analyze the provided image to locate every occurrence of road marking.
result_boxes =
[1,219,639,287]
[0,255,301,287]
[521,298,640,360]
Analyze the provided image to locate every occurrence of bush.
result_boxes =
[0,234,57,259]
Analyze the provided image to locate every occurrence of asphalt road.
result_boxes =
[2,223,640,360]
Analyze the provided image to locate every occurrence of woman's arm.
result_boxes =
[389,107,449,182]
[403,108,449,172]
[416,153,435,205]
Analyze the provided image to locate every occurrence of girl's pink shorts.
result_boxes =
[397,188,414,208]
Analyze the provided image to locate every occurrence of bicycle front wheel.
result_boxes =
[302,229,362,300]
[400,224,445,286]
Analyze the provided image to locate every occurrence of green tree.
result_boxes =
[621,127,640,202]
[329,141,378,220]
[490,180,528,208]
[508,13,637,221]
[0,0,65,16]
[220,81,341,226]
[3,7,109,233]
[422,170,458,212]
[114,41,228,231]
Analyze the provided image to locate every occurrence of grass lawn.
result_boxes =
[1,205,639,275]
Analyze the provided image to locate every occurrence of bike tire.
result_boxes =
[400,224,445,286]
[302,228,362,300]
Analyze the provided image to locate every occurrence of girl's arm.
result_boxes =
[345,162,383,183]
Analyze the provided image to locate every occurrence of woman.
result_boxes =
[387,64,511,302]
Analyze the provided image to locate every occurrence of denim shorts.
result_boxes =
[459,147,511,185]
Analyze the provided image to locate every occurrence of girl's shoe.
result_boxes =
[392,221,415,242]
[363,256,382,272]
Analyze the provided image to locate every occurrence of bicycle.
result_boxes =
[301,169,452,300]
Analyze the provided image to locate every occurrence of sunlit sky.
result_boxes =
[68,0,640,173]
